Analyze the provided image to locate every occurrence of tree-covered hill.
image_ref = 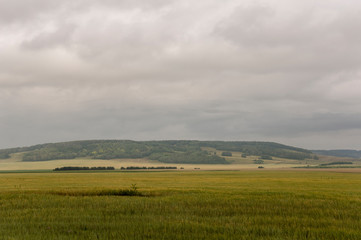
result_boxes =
[0,140,315,164]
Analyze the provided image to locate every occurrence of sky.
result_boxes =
[1,0,361,150]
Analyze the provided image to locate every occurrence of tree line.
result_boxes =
[53,166,115,171]
[53,166,178,171]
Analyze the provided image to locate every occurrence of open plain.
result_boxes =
[1,170,361,239]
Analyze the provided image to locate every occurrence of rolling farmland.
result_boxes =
[1,170,361,239]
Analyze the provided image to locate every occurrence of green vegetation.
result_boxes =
[121,166,177,170]
[253,159,264,164]
[0,140,315,164]
[148,151,227,164]
[320,161,353,166]
[0,144,44,159]
[1,171,361,239]
[221,151,232,156]
[313,149,361,159]
[200,141,313,159]
[296,161,355,169]
[50,184,143,197]
[53,166,115,171]
[295,166,361,169]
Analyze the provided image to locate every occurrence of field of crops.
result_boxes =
[1,170,361,239]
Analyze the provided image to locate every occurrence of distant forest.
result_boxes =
[0,140,315,164]
[312,150,361,159]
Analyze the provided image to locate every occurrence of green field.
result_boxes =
[1,170,361,239]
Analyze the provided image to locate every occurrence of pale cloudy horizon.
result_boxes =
[1,0,361,150]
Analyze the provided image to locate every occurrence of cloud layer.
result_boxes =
[1,0,361,149]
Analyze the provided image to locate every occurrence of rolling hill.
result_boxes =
[0,140,315,164]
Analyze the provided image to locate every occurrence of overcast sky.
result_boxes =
[1,0,361,150]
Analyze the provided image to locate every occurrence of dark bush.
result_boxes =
[221,152,232,156]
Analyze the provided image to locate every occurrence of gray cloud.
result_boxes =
[1,0,361,149]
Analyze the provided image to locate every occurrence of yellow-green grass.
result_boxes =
[0,160,307,171]
[0,156,304,171]
[1,171,361,239]
[0,151,312,171]
[3,151,360,171]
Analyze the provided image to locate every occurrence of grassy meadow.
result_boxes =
[1,170,361,239]
[3,151,355,171]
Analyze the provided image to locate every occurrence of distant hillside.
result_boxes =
[312,150,361,159]
[0,140,314,164]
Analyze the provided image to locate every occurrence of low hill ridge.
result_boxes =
[312,149,361,159]
[0,140,314,164]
